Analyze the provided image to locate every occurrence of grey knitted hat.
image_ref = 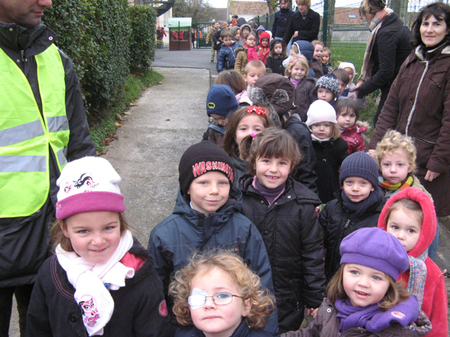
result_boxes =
[315,73,340,100]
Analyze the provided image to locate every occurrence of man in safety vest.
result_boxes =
[0,0,96,335]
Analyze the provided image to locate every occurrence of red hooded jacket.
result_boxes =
[378,188,448,337]
[258,31,271,65]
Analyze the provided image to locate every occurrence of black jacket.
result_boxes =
[26,240,173,337]
[283,9,320,45]
[266,54,287,75]
[0,22,96,288]
[312,138,348,204]
[319,194,386,282]
[240,176,325,333]
[272,8,294,38]
[175,320,272,336]
[357,13,411,98]
[212,29,223,50]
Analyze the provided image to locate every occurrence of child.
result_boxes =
[332,68,350,98]
[294,40,316,79]
[243,60,266,99]
[26,157,172,336]
[314,73,340,105]
[169,252,274,337]
[258,31,271,65]
[252,73,318,194]
[206,21,219,62]
[239,128,325,333]
[256,25,266,42]
[282,227,431,336]
[203,84,239,147]
[235,32,260,75]
[285,55,316,122]
[311,40,324,79]
[265,38,287,75]
[148,141,278,335]
[306,100,348,203]
[239,23,252,44]
[212,22,228,60]
[338,62,367,109]
[215,69,252,105]
[282,40,300,68]
[378,188,448,337]
[223,106,272,181]
[321,47,333,75]
[217,30,237,73]
[230,26,243,47]
[335,99,369,154]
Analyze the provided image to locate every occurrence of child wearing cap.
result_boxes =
[318,151,385,282]
[282,227,431,336]
[314,73,340,104]
[203,84,239,147]
[26,157,172,336]
[148,141,278,335]
[306,100,348,203]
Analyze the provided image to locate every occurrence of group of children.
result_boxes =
[21,38,448,336]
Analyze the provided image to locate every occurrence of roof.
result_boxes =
[168,17,192,28]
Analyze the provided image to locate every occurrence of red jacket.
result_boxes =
[378,188,448,337]
[258,32,271,65]
[340,121,369,155]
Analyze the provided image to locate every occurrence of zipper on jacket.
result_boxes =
[343,219,351,229]
[20,50,25,63]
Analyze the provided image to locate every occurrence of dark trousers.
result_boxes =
[373,86,390,127]
[0,284,34,337]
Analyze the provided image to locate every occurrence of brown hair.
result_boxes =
[375,130,417,173]
[412,3,450,48]
[332,69,350,86]
[334,99,359,121]
[215,70,247,94]
[310,121,341,141]
[359,0,386,16]
[327,264,411,309]
[384,198,424,230]
[169,251,275,328]
[312,40,324,48]
[220,29,232,39]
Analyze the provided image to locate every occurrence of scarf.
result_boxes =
[336,295,419,333]
[379,175,413,191]
[311,134,331,142]
[253,176,285,205]
[408,252,428,307]
[56,230,134,336]
[359,8,393,82]
[341,187,382,219]
[245,44,259,62]
[290,78,300,88]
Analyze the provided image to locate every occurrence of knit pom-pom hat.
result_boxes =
[339,151,379,188]
[56,157,125,220]
[305,100,337,127]
[206,85,239,118]
[220,21,229,29]
[315,73,340,100]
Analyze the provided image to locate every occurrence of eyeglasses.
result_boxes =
[188,292,243,307]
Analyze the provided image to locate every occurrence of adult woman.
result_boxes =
[354,0,411,126]
[272,0,294,40]
[282,0,320,45]
[369,2,450,220]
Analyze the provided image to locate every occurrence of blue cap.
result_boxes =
[206,85,239,118]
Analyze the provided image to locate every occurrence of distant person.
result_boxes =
[206,21,220,62]
[272,0,294,39]
[217,30,238,73]
[231,14,239,26]
[283,0,320,45]
[190,28,196,48]
[212,22,229,61]
[257,31,271,64]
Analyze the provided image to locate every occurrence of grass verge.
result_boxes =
[89,68,164,153]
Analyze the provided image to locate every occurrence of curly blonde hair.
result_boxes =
[375,130,417,174]
[169,251,275,328]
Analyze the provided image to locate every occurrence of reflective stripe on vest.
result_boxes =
[0,44,69,218]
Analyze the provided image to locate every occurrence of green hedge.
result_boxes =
[43,0,156,124]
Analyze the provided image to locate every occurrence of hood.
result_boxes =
[294,40,314,63]
[377,187,436,258]
[237,18,247,26]
[256,25,265,32]
[259,31,271,48]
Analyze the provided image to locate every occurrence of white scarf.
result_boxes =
[56,230,134,336]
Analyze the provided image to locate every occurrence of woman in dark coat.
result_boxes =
[283,0,320,45]
[272,0,294,39]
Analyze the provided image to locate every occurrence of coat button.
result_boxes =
[326,308,332,313]
[69,314,77,323]
[264,230,269,235]
[287,195,291,199]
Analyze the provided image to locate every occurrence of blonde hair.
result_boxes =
[290,43,300,55]
[323,47,331,55]
[285,55,309,77]
[169,251,275,328]
[296,0,311,9]
[327,264,411,310]
[312,40,324,48]
[310,122,341,141]
[244,59,266,75]
[375,130,417,173]
[385,198,424,230]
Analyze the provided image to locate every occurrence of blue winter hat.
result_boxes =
[340,227,409,280]
[339,151,379,188]
[294,40,314,63]
[206,85,239,118]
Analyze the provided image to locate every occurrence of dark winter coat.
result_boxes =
[356,13,411,98]
[148,187,278,336]
[310,59,323,79]
[290,77,316,122]
[369,43,450,216]
[283,9,320,45]
[312,138,348,203]
[266,54,287,75]
[212,29,222,50]
[217,44,237,72]
[175,320,272,337]
[0,22,96,288]
[284,115,319,195]
[281,298,431,337]
[272,8,294,38]
[319,193,385,282]
[231,156,249,183]
[26,240,173,337]
[239,176,325,333]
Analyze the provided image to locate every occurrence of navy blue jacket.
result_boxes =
[217,44,237,72]
[283,9,320,44]
[272,8,294,39]
[148,187,278,335]
[175,320,272,336]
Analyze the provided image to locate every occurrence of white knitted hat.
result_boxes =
[305,100,337,127]
[338,62,357,78]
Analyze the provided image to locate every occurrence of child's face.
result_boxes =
[242,28,250,38]
[244,67,265,86]
[337,78,345,96]
[234,29,240,40]
[289,48,298,57]
[245,35,256,47]
[255,156,292,189]
[336,107,357,130]
[380,149,411,185]
[261,38,269,47]
[188,171,230,216]
[63,211,121,265]
[342,177,374,203]
[344,67,354,82]
[322,51,330,64]
[190,267,251,336]
[311,122,333,139]
[274,43,283,54]
[386,206,421,252]
[210,113,227,126]
[222,36,233,47]
[317,88,334,103]
[343,263,390,307]
[291,62,307,81]
[313,44,323,60]
[235,114,265,146]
